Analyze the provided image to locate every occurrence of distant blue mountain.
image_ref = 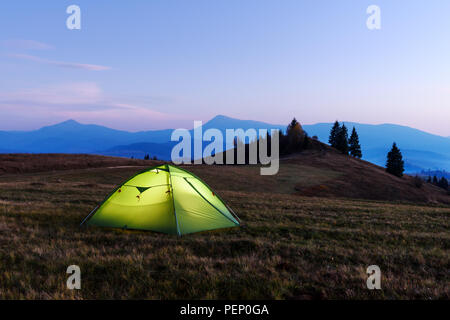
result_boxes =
[101,142,177,160]
[0,119,173,153]
[98,115,286,160]
[0,115,448,172]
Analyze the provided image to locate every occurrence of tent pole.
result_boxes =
[225,203,241,224]
[183,177,239,226]
[174,165,241,224]
[167,164,182,236]
[79,165,163,227]
[80,205,98,226]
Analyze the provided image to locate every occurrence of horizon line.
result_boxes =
[0,115,448,138]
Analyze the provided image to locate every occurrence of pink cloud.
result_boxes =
[9,53,111,71]
[2,39,54,50]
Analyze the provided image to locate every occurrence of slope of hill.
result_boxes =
[0,154,159,175]
[191,150,450,205]
[1,151,447,204]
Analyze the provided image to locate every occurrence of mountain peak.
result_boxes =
[61,119,80,125]
[38,119,83,132]
[49,119,82,127]
[209,114,235,121]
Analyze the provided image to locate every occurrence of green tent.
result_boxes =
[81,164,240,235]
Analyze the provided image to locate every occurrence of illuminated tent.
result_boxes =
[81,164,240,235]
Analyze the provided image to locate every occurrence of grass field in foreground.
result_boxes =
[0,164,448,299]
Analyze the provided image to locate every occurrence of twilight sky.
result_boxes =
[0,0,449,136]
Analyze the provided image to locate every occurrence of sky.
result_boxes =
[0,0,449,136]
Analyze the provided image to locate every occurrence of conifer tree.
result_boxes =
[386,142,404,177]
[328,121,340,148]
[336,123,349,154]
[348,126,362,158]
[433,176,438,185]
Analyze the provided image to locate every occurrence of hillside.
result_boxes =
[0,153,448,299]
[193,149,450,205]
[0,151,448,205]
[0,154,159,175]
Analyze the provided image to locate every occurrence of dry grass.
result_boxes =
[0,156,449,299]
[0,153,159,175]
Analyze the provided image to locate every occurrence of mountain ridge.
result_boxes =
[0,115,448,172]
[3,115,447,139]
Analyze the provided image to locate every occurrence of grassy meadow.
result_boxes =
[0,159,449,299]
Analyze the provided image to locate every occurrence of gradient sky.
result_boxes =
[0,0,449,136]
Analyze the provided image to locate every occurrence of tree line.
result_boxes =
[328,121,362,158]
[144,154,157,160]
[426,175,449,190]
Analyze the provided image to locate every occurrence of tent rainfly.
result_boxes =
[81,164,240,235]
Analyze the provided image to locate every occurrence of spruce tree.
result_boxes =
[433,176,438,185]
[328,121,340,148]
[386,142,404,177]
[336,123,349,154]
[348,126,362,158]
